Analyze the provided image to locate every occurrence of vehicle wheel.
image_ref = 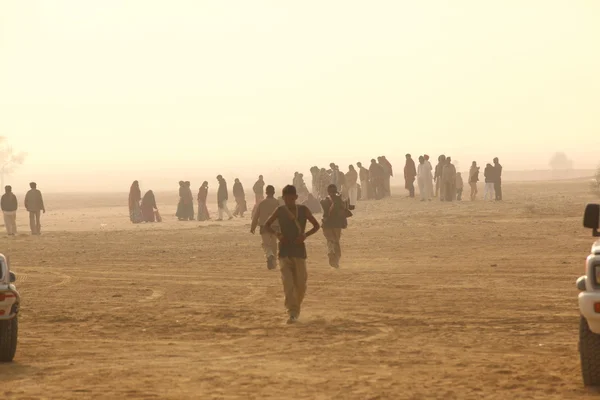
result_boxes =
[0,316,18,362]
[580,316,600,386]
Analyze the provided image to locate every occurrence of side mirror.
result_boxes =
[9,272,15,283]
[584,204,600,237]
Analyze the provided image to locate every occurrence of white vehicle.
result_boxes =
[0,254,19,362]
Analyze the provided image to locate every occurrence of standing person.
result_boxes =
[434,155,446,200]
[216,175,233,221]
[1,186,18,236]
[382,156,394,196]
[310,167,320,197]
[423,155,434,200]
[233,178,247,217]
[318,168,329,200]
[346,165,358,209]
[484,164,495,201]
[197,181,210,221]
[293,172,301,189]
[404,154,417,198]
[493,157,503,201]
[297,173,309,197]
[129,181,143,223]
[264,185,320,324]
[252,175,265,219]
[336,167,347,201]
[469,162,480,201]
[379,157,392,197]
[251,185,280,270]
[140,190,158,222]
[456,172,464,201]
[357,162,369,200]
[25,182,45,235]
[417,156,429,201]
[176,181,186,221]
[369,159,385,200]
[252,175,265,204]
[442,157,456,202]
[184,181,195,220]
[321,184,349,269]
[329,163,339,187]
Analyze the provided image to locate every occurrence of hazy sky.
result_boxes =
[1,1,599,191]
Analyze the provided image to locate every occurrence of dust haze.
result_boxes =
[1,1,600,192]
[2,2,600,399]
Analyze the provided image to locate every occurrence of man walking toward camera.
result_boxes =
[264,185,320,324]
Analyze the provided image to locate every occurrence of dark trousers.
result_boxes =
[444,183,454,202]
[406,180,415,198]
[494,181,502,200]
[29,211,41,235]
[375,181,385,200]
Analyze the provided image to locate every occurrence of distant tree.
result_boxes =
[549,152,573,171]
[0,137,27,189]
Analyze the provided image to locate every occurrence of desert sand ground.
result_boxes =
[0,180,598,399]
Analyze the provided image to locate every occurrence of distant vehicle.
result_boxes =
[0,254,19,362]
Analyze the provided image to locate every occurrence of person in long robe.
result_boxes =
[493,157,503,201]
[292,172,301,188]
[217,175,233,220]
[184,181,195,220]
[346,165,358,208]
[176,181,186,220]
[423,155,434,200]
[484,163,496,201]
[417,156,429,201]
[129,181,143,223]
[382,156,394,179]
[442,157,457,202]
[310,166,320,197]
[253,175,265,204]
[404,154,417,198]
[328,164,338,187]
[141,190,158,222]
[469,162,480,201]
[318,168,329,199]
[378,156,392,197]
[233,178,247,217]
[369,159,385,200]
[357,162,370,200]
[251,175,265,219]
[197,181,210,221]
[434,155,446,200]
[336,168,348,201]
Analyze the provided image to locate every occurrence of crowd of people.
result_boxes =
[405,154,503,202]
[0,182,46,235]
[126,154,503,225]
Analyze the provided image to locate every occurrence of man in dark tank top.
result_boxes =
[264,185,320,324]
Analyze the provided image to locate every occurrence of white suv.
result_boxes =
[0,254,19,362]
